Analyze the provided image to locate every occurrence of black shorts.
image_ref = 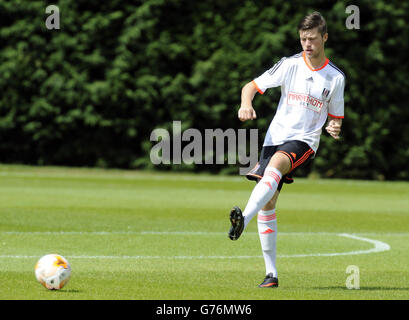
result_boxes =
[246,140,315,191]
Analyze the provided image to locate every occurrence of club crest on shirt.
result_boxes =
[287,92,324,113]
[321,88,330,99]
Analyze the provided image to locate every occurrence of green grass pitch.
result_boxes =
[0,164,408,300]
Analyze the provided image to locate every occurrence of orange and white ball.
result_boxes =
[35,254,71,290]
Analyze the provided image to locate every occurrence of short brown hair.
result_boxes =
[298,11,327,36]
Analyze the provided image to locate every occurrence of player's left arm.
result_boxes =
[326,116,342,140]
[326,75,345,140]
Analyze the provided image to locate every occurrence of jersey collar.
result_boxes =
[302,51,329,71]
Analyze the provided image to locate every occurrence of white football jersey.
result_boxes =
[252,51,345,153]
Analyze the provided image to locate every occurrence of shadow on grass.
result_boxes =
[52,289,81,293]
[314,286,409,291]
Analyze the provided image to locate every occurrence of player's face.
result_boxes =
[299,28,328,59]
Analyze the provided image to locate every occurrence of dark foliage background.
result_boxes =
[0,0,408,180]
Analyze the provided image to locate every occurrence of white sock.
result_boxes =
[257,209,278,277]
[243,167,282,229]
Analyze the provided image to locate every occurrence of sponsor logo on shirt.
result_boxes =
[287,91,324,113]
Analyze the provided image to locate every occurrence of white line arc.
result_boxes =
[0,232,390,259]
[278,233,391,258]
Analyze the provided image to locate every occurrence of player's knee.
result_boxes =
[268,153,291,175]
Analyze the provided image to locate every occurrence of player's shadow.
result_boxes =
[56,289,81,293]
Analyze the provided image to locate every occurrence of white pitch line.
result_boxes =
[278,233,391,258]
[0,232,390,259]
[2,231,399,236]
[0,231,337,236]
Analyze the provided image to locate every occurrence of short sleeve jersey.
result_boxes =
[252,51,345,153]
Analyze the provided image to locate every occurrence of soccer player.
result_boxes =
[228,12,345,288]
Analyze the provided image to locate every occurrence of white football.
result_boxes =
[34,254,71,290]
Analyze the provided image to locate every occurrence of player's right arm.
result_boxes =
[239,56,289,122]
[238,81,258,122]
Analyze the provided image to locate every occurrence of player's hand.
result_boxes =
[238,106,257,121]
[326,119,342,140]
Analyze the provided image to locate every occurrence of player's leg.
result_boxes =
[241,152,290,227]
[258,190,280,287]
[228,151,290,241]
[261,189,279,211]
[256,141,314,286]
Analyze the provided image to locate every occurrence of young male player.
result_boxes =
[228,12,345,288]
